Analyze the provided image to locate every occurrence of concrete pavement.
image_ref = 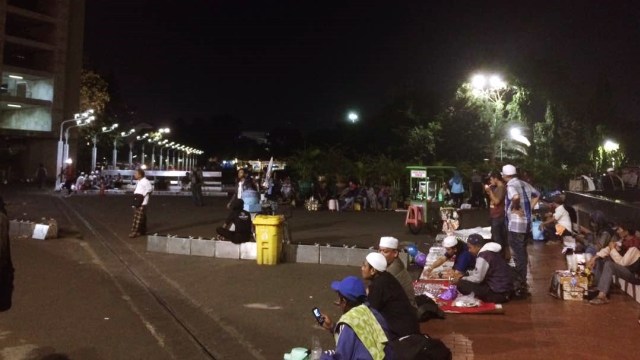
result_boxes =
[1,187,640,359]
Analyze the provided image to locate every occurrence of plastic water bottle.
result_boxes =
[310,335,322,360]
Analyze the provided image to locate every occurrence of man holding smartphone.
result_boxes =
[316,276,393,360]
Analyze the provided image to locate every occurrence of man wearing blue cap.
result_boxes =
[455,234,513,303]
[318,275,393,360]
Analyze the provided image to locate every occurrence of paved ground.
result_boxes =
[1,186,639,360]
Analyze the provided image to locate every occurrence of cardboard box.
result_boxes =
[560,274,588,301]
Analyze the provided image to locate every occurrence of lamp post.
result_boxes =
[91,123,119,171]
[347,111,359,123]
[470,73,509,162]
[603,139,620,168]
[500,127,531,161]
[160,141,175,170]
[55,109,94,189]
[114,129,135,169]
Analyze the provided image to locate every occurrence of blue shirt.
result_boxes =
[447,245,476,274]
[321,307,394,360]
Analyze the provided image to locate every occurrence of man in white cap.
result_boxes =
[502,164,539,287]
[361,252,419,340]
[378,236,416,308]
[422,235,475,280]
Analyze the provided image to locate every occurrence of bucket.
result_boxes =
[328,199,338,211]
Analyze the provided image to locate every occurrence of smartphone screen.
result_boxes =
[312,307,324,325]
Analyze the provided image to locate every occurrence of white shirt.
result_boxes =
[553,204,572,233]
[134,177,153,206]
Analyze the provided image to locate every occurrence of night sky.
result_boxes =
[83,1,640,131]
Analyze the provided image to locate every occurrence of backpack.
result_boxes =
[391,334,452,360]
[509,266,529,299]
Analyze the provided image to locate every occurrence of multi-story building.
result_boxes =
[0,0,84,182]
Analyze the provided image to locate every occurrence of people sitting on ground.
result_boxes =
[339,180,360,211]
[365,184,378,210]
[362,252,419,340]
[576,210,614,256]
[313,177,331,209]
[280,176,296,204]
[377,236,416,308]
[455,234,513,303]
[114,173,123,189]
[540,195,574,249]
[377,184,391,210]
[601,167,624,191]
[422,235,476,281]
[75,172,86,193]
[587,221,640,305]
[241,176,262,214]
[216,199,253,244]
[317,275,394,360]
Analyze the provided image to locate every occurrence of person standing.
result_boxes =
[470,170,486,208]
[129,169,153,238]
[0,197,14,312]
[35,163,47,189]
[485,170,508,259]
[448,171,464,208]
[502,164,539,286]
[190,166,204,206]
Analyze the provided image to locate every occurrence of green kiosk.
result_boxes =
[405,165,458,234]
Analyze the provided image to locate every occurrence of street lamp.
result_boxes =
[603,139,620,168]
[347,112,359,123]
[500,127,531,161]
[55,109,94,189]
[114,129,135,169]
[160,141,175,170]
[91,123,119,171]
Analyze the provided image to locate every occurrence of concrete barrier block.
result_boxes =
[9,220,20,239]
[320,246,351,266]
[346,248,373,267]
[284,244,319,264]
[215,240,240,259]
[190,238,215,257]
[240,242,257,260]
[146,235,168,253]
[166,236,191,255]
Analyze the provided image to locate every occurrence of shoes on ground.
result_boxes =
[589,297,609,305]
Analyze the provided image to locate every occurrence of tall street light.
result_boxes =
[603,139,620,168]
[56,109,94,189]
[114,129,135,169]
[500,127,531,161]
[347,111,359,123]
[160,141,175,170]
[470,72,509,162]
[91,123,119,171]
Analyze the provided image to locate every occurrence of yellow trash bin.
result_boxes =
[253,214,285,265]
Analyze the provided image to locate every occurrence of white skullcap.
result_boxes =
[606,167,615,172]
[366,252,387,272]
[442,236,458,248]
[379,236,399,249]
[501,164,517,176]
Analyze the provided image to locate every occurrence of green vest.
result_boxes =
[335,304,388,360]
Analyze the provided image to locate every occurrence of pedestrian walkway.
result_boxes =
[1,187,639,359]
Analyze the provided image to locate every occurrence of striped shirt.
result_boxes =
[505,178,539,233]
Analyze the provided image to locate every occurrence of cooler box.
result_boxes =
[253,215,284,265]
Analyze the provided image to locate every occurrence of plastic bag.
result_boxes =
[438,284,458,301]
[453,292,481,307]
